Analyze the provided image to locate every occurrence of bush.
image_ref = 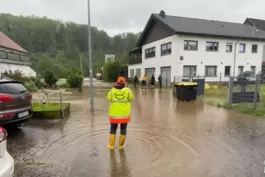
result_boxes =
[44,70,58,88]
[66,68,84,88]
[103,60,121,82]
[24,80,38,92]
[3,70,29,84]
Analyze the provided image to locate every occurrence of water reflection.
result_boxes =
[109,150,131,177]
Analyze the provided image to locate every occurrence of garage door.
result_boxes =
[145,68,155,80]
[161,67,171,86]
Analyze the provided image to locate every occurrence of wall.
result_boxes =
[128,35,180,81]
[177,35,264,82]
[129,34,264,82]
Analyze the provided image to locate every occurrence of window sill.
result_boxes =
[205,76,218,77]
[184,49,198,51]
[161,54,171,56]
[206,51,219,52]
[239,52,245,53]
[145,57,155,59]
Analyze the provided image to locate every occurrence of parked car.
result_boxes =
[0,78,32,126]
[0,127,14,177]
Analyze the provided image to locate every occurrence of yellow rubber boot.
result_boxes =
[119,135,126,150]
[108,134,116,150]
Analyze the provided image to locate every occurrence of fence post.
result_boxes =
[60,91,63,119]
[219,73,222,87]
[253,75,259,110]
[228,76,232,104]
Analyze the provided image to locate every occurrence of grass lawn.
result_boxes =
[203,84,265,117]
[32,103,69,112]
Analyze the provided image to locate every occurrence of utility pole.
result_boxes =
[80,54,82,72]
[233,37,241,77]
[87,0,94,112]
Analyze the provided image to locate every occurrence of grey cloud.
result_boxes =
[1,0,265,36]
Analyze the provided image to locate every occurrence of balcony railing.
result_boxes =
[129,47,142,65]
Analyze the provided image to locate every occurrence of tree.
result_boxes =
[44,70,57,88]
[0,13,140,78]
[66,68,84,89]
[103,61,121,82]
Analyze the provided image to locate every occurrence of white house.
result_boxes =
[128,10,265,85]
[0,31,36,77]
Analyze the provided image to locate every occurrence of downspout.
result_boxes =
[233,37,241,77]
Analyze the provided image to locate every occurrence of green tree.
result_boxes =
[103,61,121,82]
[44,70,57,87]
[66,68,84,88]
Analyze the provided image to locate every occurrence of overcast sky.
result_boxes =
[1,0,265,36]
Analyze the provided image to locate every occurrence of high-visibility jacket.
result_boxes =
[107,87,134,124]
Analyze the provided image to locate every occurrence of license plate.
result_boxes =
[18,111,29,118]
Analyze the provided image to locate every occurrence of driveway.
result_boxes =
[6,88,265,177]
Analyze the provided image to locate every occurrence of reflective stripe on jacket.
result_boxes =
[107,87,134,124]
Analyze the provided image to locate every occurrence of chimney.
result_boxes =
[159,10,165,18]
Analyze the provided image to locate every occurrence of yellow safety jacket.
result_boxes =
[107,87,134,124]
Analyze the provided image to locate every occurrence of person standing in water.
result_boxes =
[150,74,155,88]
[141,74,147,89]
[107,77,134,150]
[158,75,162,88]
[133,75,139,88]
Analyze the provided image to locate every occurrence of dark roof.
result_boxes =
[244,18,265,31]
[0,31,27,53]
[137,13,265,47]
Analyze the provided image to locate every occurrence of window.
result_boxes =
[7,53,19,60]
[145,47,155,59]
[184,40,198,51]
[183,66,197,77]
[206,42,219,51]
[136,69,141,79]
[224,66,231,76]
[238,66,244,75]
[130,69,135,78]
[161,42,172,56]
[251,66,256,74]
[252,44,258,53]
[239,44,246,53]
[205,66,217,77]
[226,43,233,52]
[0,82,27,94]
[0,51,7,59]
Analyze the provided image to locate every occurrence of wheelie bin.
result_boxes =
[175,82,197,101]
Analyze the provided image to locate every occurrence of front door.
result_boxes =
[161,67,171,86]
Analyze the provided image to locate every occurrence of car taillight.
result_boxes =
[0,113,15,119]
[0,95,12,102]
[29,93,32,101]
[0,127,7,143]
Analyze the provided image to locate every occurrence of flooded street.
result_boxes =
[6,88,265,177]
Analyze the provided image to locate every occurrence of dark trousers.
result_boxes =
[110,123,128,135]
[142,81,146,87]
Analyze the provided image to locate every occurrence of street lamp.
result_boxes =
[87,0,94,112]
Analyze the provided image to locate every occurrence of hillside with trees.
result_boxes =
[0,13,140,78]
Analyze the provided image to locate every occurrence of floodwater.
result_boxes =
[6,88,265,177]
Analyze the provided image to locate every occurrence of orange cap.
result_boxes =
[117,77,126,84]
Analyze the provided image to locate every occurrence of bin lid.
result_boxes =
[175,82,197,86]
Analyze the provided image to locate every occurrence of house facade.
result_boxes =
[128,11,265,84]
[0,31,36,77]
